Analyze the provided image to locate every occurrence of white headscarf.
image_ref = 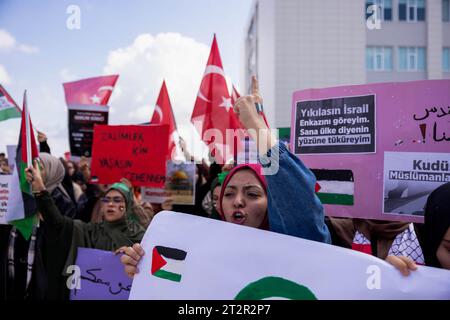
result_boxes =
[38,152,66,193]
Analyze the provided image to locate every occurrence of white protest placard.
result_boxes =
[0,168,24,224]
[0,175,9,224]
[130,212,450,300]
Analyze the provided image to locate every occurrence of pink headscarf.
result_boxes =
[219,164,269,230]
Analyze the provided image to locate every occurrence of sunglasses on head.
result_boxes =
[100,196,125,204]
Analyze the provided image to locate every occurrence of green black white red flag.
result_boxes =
[0,84,21,121]
[9,91,39,240]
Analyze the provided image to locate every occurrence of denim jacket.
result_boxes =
[260,142,331,244]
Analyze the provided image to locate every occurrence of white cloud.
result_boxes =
[103,32,213,157]
[60,68,77,82]
[0,29,39,54]
[0,64,11,84]
[0,29,16,50]
[18,44,40,54]
[0,32,234,160]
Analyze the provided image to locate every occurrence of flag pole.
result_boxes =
[24,91,32,169]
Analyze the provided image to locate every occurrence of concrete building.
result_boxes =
[244,0,450,130]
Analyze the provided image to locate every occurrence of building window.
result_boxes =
[444,0,450,22]
[366,0,392,21]
[366,47,393,71]
[399,0,425,21]
[399,47,426,71]
[444,48,450,72]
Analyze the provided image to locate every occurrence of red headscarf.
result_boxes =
[219,164,269,230]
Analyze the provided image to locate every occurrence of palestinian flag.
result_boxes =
[9,91,39,240]
[312,169,354,206]
[151,246,187,283]
[0,84,21,121]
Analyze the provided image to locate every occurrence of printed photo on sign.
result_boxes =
[166,161,196,205]
[383,151,450,217]
[294,95,375,154]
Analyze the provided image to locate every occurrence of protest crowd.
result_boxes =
[0,36,449,301]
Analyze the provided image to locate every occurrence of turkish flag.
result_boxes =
[63,75,119,106]
[150,80,178,160]
[191,35,244,164]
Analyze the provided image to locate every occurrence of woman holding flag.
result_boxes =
[24,161,145,299]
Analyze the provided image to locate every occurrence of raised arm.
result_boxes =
[26,159,71,230]
[233,76,330,243]
[261,142,331,243]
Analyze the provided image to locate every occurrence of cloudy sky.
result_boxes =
[0,0,253,157]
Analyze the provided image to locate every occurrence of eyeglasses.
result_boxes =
[100,196,125,204]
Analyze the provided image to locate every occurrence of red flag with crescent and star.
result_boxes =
[63,75,119,158]
[63,75,119,106]
[150,80,179,160]
[191,35,244,164]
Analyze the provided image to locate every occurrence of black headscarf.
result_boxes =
[423,182,450,268]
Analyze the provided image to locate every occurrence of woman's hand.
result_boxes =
[234,76,275,155]
[25,159,46,193]
[234,76,267,133]
[161,197,174,211]
[386,255,417,276]
[114,246,128,255]
[79,156,91,182]
[120,177,133,190]
[120,243,145,279]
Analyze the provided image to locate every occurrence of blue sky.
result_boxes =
[0,0,253,156]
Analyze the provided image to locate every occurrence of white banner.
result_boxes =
[0,175,9,224]
[130,212,450,300]
[0,168,24,224]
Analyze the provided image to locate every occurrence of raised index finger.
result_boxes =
[251,75,259,96]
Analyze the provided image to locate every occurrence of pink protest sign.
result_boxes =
[290,80,450,223]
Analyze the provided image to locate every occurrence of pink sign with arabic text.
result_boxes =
[290,80,450,223]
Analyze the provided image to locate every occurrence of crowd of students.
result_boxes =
[0,84,449,300]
